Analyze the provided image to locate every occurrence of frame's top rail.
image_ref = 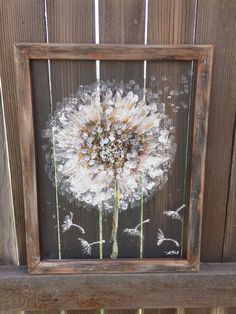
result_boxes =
[14,43,213,61]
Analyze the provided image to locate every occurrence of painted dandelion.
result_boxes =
[42,80,177,258]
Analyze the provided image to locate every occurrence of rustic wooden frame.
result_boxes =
[14,44,213,274]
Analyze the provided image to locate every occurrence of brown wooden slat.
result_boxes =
[25,311,59,314]
[196,0,236,262]
[223,117,236,261]
[185,0,236,313]
[99,0,145,260]
[0,79,18,264]
[31,60,59,260]
[46,0,98,259]
[184,309,211,314]
[144,61,193,259]
[16,43,209,60]
[146,0,197,264]
[144,310,178,314]
[105,311,136,314]
[225,309,236,314]
[147,1,196,313]
[0,0,46,265]
[67,310,100,314]
[1,263,236,311]
[14,46,40,272]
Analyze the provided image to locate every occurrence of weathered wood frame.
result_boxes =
[14,44,213,274]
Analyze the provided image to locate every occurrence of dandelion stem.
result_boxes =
[98,204,103,259]
[140,173,144,259]
[165,238,180,247]
[90,240,105,246]
[71,224,85,234]
[176,204,186,213]
[111,182,119,259]
[135,218,150,230]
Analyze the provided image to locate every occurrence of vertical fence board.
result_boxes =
[184,309,211,314]
[67,311,100,314]
[26,311,59,314]
[0,81,18,265]
[31,60,59,259]
[105,311,137,314]
[147,1,196,313]
[196,0,236,262]
[0,0,46,265]
[144,310,178,314]
[45,0,98,260]
[99,0,145,260]
[222,88,236,261]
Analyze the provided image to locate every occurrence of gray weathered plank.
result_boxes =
[45,0,97,260]
[0,79,18,265]
[196,0,236,262]
[223,121,236,261]
[0,263,236,311]
[99,0,145,259]
[0,0,46,264]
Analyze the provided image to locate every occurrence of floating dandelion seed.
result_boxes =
[61,212,85,234]
[78,238,105,255]
[157,228,179,247]
[123,218,150,239]
[163,204,186,221]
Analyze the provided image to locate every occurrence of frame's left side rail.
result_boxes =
[14,46,41,272]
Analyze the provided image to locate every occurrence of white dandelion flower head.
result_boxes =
[42,80,176,212]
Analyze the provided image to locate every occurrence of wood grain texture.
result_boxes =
[46,0,97,259]
[146,0,197,264]
[223,114,236,261]
[147,3,197,313]
[14,47,40,272]
[67,310,100,314]
[31,60,59,260]
[184,309,212,314]
[148,0,197,44]
[16,43,209,60]
[99,0,145,259]
[105,311,136,314]
[25,311,59,314]
[0,0,46,265]
[196,0,236,262]
[187,47,213,269]
[0,263,236,311]
[144,310,177,314]
[0,80,18,265]
[31,259,195,275]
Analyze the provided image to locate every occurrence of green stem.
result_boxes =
[140,174,144,259]
[99,204,103,259]
[111,183,119,259]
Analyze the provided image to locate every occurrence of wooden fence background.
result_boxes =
[0,0,235,313]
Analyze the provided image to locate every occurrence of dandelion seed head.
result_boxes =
[43,80,176,212]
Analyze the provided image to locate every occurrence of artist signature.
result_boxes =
[164,250,180,256]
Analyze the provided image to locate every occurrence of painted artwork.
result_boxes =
[41,73,191,259]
